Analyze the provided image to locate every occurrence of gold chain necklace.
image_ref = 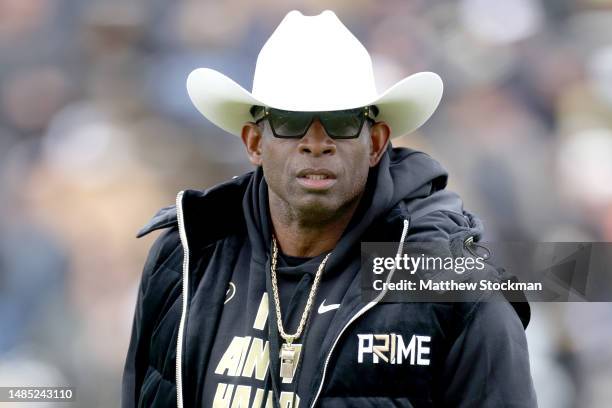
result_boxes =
[270,235,331,380]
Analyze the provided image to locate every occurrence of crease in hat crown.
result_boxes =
[185,9,444,138]
[251,9,378,111]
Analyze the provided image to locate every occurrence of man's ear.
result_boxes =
[369,121,391,167]
[241,122,263,166]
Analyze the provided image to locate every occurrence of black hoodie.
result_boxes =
[122,147,537,408]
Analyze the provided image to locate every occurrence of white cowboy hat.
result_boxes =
[186,10,443,139]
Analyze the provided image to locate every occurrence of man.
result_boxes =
[122,10,537,408]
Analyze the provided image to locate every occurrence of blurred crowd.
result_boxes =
[1,0,612,406]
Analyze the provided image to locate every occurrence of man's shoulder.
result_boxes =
[136,204,179,238]
[135,171,254,239]
[405,189,465,220]
[400,188,483,244]
[141,225,183,282]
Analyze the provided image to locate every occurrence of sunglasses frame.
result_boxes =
[250,105,379,139]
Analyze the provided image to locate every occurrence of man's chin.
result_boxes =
[292,199,342,224]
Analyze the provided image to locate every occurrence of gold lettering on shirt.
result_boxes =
[213,383,234,407]
[279,391,301,407]
[212,292,302,407]
[241,337,269,380]
[230,385,251,408]
[213,384,298,408]
[253,293,269,330]
[252,387,273,408]
[215,336,250,376]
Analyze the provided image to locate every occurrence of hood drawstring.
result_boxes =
[372,218,410,303]
[175,191,189,408]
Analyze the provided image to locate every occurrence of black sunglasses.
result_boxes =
[250,105,379,139]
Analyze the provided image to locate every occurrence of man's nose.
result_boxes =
[298,118,336,156]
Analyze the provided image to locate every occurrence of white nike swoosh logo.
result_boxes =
[318,299,340,314]
[224,282,236,304]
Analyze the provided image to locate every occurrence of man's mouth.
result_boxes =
[296,169,337,190]
[303,174,329,180]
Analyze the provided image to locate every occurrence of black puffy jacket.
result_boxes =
[122,147,537,407]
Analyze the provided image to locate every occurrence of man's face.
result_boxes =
[263,118,370,220]
[242,114,390,222]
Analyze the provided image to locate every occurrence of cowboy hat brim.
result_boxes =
[186,67,443,138]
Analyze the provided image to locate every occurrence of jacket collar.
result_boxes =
[135,169,409,251]
[136,172,253,245]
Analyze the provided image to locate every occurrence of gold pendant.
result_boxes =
[280,342,298,380]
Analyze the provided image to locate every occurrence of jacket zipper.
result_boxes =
[309,300,378,407]
[175,190,189,408]
[310,218,410,408]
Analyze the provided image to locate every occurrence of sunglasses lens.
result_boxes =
[263,107,371,139]
[320,109,364,138]
[269,110,313,138]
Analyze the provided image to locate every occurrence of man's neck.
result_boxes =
[268,192,362,258]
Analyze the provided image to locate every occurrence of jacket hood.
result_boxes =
[135,146,530,328]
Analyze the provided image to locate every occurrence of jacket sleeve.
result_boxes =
[121,226,179,408]
[439,297,538,407]
[406,193,537,406]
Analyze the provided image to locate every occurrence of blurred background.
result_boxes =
[1,0,611,406]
